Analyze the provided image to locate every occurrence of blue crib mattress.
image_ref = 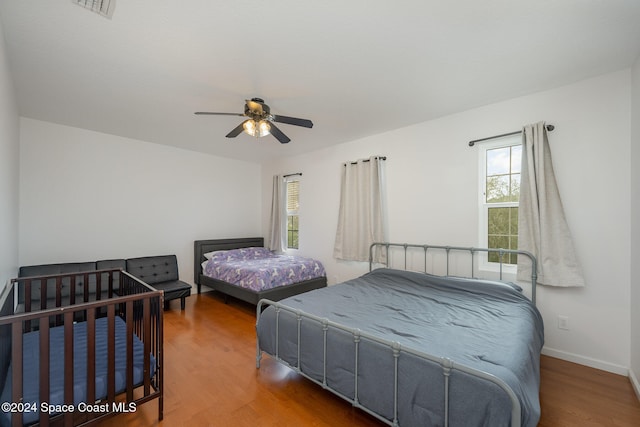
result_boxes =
[0,316,155,426]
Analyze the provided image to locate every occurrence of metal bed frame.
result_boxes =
[256,243,539,427]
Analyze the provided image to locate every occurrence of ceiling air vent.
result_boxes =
[73,0,116,19]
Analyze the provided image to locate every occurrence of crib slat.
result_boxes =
[143,298,151,395]
[96,272,102,300]
[107,304,116,403]
[157,294,165,421]
[56,276,62,308]
[126,300,134,402]
[64,311,74,426]
[83,273,90,303]
[87,309,96,416]
[11,322,23,427]
[39,317,50,427]
[24,279,31,311]
[108,270,114,298]
[55,277,64,326]
[24,279,32,331]
[70,275,76,307]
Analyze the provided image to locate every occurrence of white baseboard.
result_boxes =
[630,369,640,402]
[541,346,628,376]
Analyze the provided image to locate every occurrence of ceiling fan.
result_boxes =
[195,98,313,144]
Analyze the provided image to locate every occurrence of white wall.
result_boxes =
[19,118,262,287]
[0,19,20,297]
[630,55,640,396]
[262,70,633,375]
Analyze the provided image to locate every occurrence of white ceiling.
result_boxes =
[1,1,639,163]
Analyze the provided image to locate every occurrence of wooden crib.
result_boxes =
[0,269,163,427]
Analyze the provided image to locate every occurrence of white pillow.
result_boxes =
[203,250,222,260]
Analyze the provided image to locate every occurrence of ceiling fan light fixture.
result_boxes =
[243,119,271,137]
[258,120,271,137]
[243,119,256,136]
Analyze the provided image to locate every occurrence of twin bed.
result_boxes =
[255,243,544,427]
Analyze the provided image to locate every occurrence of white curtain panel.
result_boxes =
[268,175,286,253]
[517,122,585,287]
[333,156,387,263]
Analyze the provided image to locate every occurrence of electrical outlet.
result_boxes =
[558,315,570,330]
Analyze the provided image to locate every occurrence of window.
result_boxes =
[479,135,521,266]
[286,179,299,249]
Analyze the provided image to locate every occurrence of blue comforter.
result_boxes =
[257,268,544,427]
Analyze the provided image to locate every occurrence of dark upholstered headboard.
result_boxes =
[193,237,264,283]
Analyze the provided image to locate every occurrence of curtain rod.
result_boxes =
[344,156,387,166]
[468,124,555,147]
[283,172,302,178]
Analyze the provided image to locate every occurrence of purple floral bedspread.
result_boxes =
[203,247,326,292]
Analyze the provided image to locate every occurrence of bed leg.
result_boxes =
[256,338,262,368]
[256,301,264,368]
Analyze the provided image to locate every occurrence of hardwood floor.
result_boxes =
[99,293,640,427]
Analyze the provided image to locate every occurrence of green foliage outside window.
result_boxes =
[287,215,299,249]
[488,207,518,263]
[486,145,521,264]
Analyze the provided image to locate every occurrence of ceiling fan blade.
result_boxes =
[268,122,291,144]
[195,112,245,116]
[273,115,313,128]
[225,121,247,138]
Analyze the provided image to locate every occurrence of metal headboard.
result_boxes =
[369,242,538,305]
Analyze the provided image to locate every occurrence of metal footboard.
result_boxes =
[256,299,522,427]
